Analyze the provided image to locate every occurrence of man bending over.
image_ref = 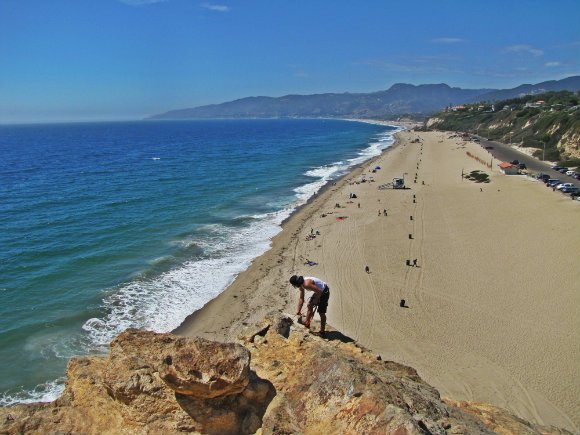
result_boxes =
[289,275,330,335]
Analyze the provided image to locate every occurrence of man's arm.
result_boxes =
[296,287,305,315]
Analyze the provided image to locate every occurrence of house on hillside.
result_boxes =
[525,100,546,109]
[498,162,519,175]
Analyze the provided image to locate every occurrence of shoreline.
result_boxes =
[0,119,400,407]
[175,128,579,432]
[173,124,403,337]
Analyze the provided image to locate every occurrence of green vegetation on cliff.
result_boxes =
[427,91,580,164]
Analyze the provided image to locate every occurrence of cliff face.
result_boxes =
[0,314,572,435]
[558,129,580,159]
[425,91,580,162]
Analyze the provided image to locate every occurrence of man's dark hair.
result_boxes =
[289,275,304,287]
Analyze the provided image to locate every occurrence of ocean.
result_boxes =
[0,118,398,404]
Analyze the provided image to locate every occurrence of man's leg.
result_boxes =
[318,288,329,334]
[319,313,326,333]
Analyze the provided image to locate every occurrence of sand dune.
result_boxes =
[176,130,580,432]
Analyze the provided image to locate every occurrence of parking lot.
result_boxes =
[476,136,579,200]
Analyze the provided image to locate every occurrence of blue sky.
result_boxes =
[1,0,579,123]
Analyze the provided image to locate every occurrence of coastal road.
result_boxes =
[476,136,576,182]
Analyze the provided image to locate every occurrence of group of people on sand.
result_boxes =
[290,187,384,336]
[289,175,397,335]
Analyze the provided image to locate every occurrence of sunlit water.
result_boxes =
[0,118,398,403]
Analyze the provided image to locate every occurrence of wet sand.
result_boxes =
[175,129,580,432]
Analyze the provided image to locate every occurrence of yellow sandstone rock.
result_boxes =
[0,314,573,435]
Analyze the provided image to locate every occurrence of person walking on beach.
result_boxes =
[289,275,330,335]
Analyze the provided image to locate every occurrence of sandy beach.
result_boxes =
[175,129,580,432]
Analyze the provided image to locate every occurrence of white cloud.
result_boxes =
[430,37,465,44]
[545,61,561,67]
[504,44,543,57]
[201,3,230,12]
[119,0,167,5]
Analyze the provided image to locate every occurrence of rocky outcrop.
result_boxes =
[445,400,574,435]
[1,330,274,435]
[426,116,444,129]
[558,129,580,159]
[0,314,573,435]
[103,330,251,399]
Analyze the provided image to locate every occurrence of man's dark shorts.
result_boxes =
[317,286,330,314]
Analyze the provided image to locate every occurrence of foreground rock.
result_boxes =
[1,330,273,435]
[104,330,251,400]
[444,400,574,435]
[0,314,573,435]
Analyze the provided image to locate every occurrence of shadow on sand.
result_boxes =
[318,329,354,344]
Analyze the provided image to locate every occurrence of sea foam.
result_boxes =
[5,121,400,405]
[294,127,400,200]
[82,212,286,348]
[0,379,65,407]
[82,126,400,349]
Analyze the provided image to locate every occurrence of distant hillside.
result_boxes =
[472,76,580,102]
[426,90,580,164]
[150,76,580,120]
[150,84,493,119]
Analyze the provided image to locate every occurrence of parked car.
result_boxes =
[558,168,569,174]
[519,163,527,170]
[575,174,580,180]
[511,160,519,165]
[547,179,561,187]
[566,170,576,176]
[556,183,574,190]
[561,186,579,194]
[536,173,550,181]
[551,165,564,170]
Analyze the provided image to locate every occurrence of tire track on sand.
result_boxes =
[329,214,354,334]
[352,217,377,347]
[411,194,436,324]
[320,216,346,331]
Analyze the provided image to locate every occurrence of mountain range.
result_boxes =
[150,76,580,120]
